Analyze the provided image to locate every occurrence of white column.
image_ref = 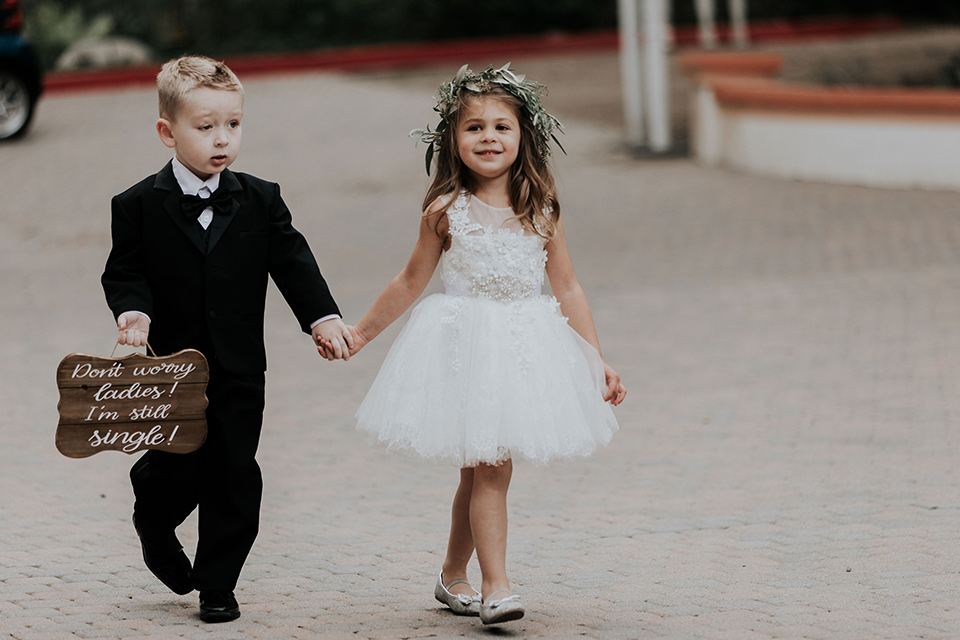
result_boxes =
[694,0,717,49]
[693,84,722,166]
[618,0,644,147]
[728,0,749,48]
[642,0,671,152]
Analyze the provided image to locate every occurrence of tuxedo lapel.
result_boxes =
[206,169,242,253]
[155,162,205,253]
[163,188,206,253]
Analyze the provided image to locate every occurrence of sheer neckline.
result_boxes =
[470,195,513,212]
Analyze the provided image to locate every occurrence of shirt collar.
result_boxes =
[171,157,221,196]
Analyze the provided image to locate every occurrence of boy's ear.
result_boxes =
[156,118,176,149]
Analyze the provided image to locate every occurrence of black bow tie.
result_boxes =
[180,187,233,221]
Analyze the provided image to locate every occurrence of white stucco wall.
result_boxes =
[691,87,960,191]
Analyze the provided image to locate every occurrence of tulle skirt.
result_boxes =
[355,293,619,467]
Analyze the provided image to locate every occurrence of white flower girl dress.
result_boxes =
[356,192,619,466]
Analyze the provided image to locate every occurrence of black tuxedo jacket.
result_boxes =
[102,161,339,374]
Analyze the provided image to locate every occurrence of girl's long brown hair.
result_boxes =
[422,87,560,239]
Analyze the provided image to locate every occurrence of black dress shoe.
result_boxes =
[199,590,241,623]
[132,514,193,595]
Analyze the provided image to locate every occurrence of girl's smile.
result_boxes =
[457,97,520,183]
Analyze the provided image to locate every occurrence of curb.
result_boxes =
[42,16,901,95]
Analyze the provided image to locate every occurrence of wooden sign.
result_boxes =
[56,349,209,458]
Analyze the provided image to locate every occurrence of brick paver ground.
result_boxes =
[4,37,960,639]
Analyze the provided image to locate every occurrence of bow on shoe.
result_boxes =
[479,590,524,625]
[486,594,521,608]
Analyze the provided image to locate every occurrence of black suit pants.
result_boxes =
[130,361,266,591]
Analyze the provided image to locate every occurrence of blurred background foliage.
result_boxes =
[19,0,960,71]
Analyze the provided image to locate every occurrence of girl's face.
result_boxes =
[456,96,520,183]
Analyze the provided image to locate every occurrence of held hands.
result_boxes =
[603,361,626,406]
[317,324,370,360]
[313,318,356,361]
[116,311,150,347]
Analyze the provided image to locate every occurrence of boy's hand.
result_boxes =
[312,318,355,361]
[117,311,150,347]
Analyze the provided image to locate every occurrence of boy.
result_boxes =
[101,56,352,623]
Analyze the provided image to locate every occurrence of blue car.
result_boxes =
[0,0,42,140]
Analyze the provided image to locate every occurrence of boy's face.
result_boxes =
[157,87,243,181]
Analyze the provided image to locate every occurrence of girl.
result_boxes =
[343,64,625,625]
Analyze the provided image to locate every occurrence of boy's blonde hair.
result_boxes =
[157,55,243,120]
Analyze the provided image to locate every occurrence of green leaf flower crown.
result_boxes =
[411,62,565,175]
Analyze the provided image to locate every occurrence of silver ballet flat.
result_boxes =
[480,588,525,625]
[434,571,481,616]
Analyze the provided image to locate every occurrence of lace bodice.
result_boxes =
[440,192,547,303]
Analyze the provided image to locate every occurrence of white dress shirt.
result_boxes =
[171,156,219,230]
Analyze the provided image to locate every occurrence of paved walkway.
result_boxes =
[3,52,960,639]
